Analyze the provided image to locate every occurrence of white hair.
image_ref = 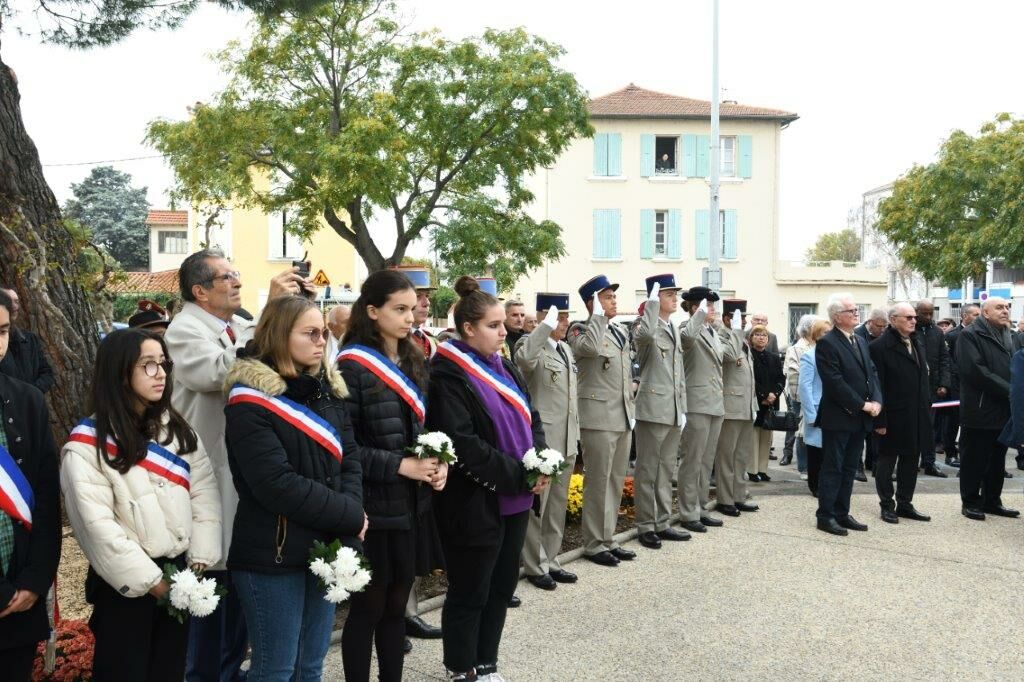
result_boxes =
[887,302,914,321]
[796,314,820,340]
[826,293,855,322]
[868,308,888,323]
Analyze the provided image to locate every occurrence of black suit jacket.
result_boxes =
[869,328,931,456]
[814,327,882,433]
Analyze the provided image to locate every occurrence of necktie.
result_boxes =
[556,343,570,367]
[610,325,625,348]
[226,325,237,344]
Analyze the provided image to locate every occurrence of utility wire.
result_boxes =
[42,154,166,168]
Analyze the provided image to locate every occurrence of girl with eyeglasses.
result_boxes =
[60,328,222,680]
[338,270,446,682]
[223,294,365,681]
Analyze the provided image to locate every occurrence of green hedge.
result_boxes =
[112,292,177,323]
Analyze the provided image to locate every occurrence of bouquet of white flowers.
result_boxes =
[309,540,372,604]
[409,431,457,464]
[521,447,569,487]
[160,564,224,624]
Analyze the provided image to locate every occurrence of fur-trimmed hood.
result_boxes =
[224,358,349,399]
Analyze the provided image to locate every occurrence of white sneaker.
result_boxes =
[800,473,808,481]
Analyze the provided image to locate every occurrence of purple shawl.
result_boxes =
[451,340,534,516]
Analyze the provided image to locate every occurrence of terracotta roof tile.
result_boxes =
[588,83,798,123]
[108,270,180,294]
[146,210,188,226]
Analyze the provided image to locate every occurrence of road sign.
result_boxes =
[312,269,330,286]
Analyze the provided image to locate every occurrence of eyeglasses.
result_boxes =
[138,360,173,377]
[839,309,860,315]
[898,315,918,320]
[298,328,328,342]
[205,271,241,286]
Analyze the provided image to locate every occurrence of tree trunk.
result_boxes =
[0,50,99,442]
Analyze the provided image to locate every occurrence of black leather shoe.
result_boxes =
[715,504,740,517]
[746,472,759,482]
[681,520,707,533]
[404,637,413,654]
[779,453,793,466]
[983,505,1021,518]
[657,527,691,541]
[961,506,986,521]
[1003,469,1013,479]
[855,468,868,482]
[735,501,759,512]
[638,531,662,549]
[816,519,848,536]
[700,515,724,527]
[526,573,557,591]
[549,569,578,583]
[1016,457,1024,471]
[758,472,772,482]
[508,595,521,607]
[896,506,931,522]
[838,515,868,531]
[585,550,620,567]
[405,615,442,639]
[946,457,960,468]
[610,547,636,561]
[922,464,948,478]
[880,509,899,524]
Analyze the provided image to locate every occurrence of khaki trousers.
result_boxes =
[633,421,681,533]
[522,450,578,575]
[677,413,724,522]
[715,419,753,506]
[750,427,773,474]
[580,428,631,555]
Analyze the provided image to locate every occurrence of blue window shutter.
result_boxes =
[695,209,710,260]
[640,134,655,177]
[640,209,655,259]
[695,135,710,177]
[738,135,753,179]
[667,209,682,259]
[593,134,608,176]
[683,134,697,177]
[592,210,606,257]
[607,133,622,176]
[608,210,622,258]
[723,210,738,259]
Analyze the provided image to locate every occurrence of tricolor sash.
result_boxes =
[932,400,960,409]
[68,418,191,490]
[0,443,33,529]
[337,345,426,424]
[227,384,344,463]
[436,341,532,425]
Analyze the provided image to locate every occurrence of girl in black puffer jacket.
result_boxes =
[224,295,365,681]
[338,270,447,682]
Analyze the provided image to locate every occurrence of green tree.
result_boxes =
[146,0,591,277]
[805,228,862,263]
[64,166,151,269]
[875,113,1024,284]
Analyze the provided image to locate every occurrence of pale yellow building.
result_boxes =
[514,84,888,343]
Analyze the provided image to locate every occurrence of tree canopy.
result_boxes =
[805,227,861,263]
[146,0,591,281]
[63,166,150,269]
[875,113,1024,284]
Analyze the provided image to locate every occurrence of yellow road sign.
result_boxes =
[312,269,330,286]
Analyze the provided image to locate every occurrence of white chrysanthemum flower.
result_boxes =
[521,448,540,470]
[310,558,334,582]
[332,547,361,577]
[190,594,219,617]
[326,584,351,603]
[342,568,372,593]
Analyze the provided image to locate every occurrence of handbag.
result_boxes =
[756,408,799,432]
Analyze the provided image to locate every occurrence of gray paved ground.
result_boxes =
[323,450,1024,680]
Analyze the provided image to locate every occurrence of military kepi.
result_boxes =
[397,266,435,291]
[475,276,499,297]
[681,285,720,303]
[128,299,169,329]
[578,274,619,303]
[721,298,747,316]
[536,292,572,313]
[645,273,682,296]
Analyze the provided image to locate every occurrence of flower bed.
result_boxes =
[32,619,94,681]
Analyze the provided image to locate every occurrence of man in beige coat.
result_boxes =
[165,248,311,681]
[633,275,692,549]
[715,300,761,516]
[568,275,637,567]
[678,286,726,533]
[516,293,581,590]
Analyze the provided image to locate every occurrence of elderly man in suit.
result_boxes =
[914,299,951,478]
[633,275,691,549]
[165,248,312,681]
[516,293,581,588]
[869,303,932,524]
[568,275,637,567]
[678,286,726,533]
[715,299,760,517]
[814,293,882,536]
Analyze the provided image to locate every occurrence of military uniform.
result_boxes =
[716,316,757,508]
[516,294,580,578]
[678,288,726,525]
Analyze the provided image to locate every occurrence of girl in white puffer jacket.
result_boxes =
[61,328,221,681]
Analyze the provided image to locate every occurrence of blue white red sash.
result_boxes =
[932,400,959,409]
[0,443,33,529]
[227,385,344,463]
[337,345,426,424]
[68,418,191,490]
[436,341,532,425]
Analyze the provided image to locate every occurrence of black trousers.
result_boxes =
[863,432,877,471]
[874,452,919,510]
[0,643,37,682]
[440,510,529,673]
[817,430,865,522]
[87,566,190,681]
[806,444,822,494]
[919,409,938,468]
[942,406,961,457]
[959,427,1007,509]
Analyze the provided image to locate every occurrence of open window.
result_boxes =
[655,136,678,175]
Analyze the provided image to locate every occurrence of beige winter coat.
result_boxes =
[60,422,222,598]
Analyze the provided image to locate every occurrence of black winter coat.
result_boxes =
[957,316,1013,430]
[917,322,951,398]
[869,328,931,457]
[0,327,54,394]
[338,353,431,531]
[0,374,60,649]
[814,328,882,433]
[426,353,547,548]
[224,359,363,573]
[946,323,967,397]
[751,346,785,427]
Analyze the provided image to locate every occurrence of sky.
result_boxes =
[5,0,1024,259]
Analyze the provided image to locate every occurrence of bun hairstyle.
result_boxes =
[453,275,499,335]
